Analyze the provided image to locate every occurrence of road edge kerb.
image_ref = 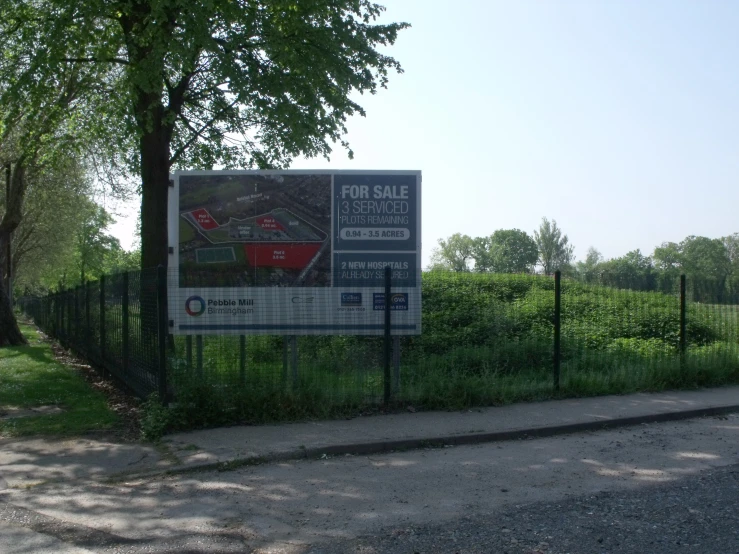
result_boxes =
[110,403,739,482]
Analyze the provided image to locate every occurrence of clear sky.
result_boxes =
[109,0,739,266]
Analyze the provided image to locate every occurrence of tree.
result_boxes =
[723,234,739,300]
[9,172,134,294]
[488,229,538,274]
[3,0,409,269]
[722,234,739,266]
[652,242,682,271]
[74,204,120,284]
[680,236,731,302]
[652,241,682,293]
[598,249,656,291]
[534,218,574,275]
[575,247,603,284]
[469,236,494,272]
[653,236,732,301]
[471,229,538,274]
[7,157,92,292]
[429,234,474,272]
[0,5,127,345]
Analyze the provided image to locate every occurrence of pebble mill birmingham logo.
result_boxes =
[185,296,206,317]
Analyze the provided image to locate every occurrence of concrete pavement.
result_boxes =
[1,386,738,488]
[163,386,739,470]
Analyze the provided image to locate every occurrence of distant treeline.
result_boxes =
[431,218,739,303]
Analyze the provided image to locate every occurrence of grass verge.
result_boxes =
[0,324,119,437]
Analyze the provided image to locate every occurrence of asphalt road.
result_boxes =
[2,414,738,553]
[306,463,739,554]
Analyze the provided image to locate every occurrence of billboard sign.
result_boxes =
[168,170,421,335]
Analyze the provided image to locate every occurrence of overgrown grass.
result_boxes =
[0,324,118,437]
[145,274,739,436]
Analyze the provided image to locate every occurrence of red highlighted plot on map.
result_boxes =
[257,216,285,231]
[244,243,322,269]
[180,206,327,271]
[188,208,219,230]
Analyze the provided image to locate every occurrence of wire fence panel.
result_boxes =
[16,268,739,425]
[125,269,160,398]
[396,271,556,408]
[104,272,124,381]
[685,279,739,385]
[560,280,683,395]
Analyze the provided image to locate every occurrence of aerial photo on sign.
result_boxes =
[178,173,331,287]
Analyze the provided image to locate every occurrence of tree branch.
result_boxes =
[61,57,129,65]
[169,99,238,165]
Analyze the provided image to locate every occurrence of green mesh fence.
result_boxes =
[17,269,739,424]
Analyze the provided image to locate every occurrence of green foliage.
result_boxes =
[575,247,603,284]
[597,249,656,291]
[423,340,554,376]
[534,217,574,275]
[606,338,675,359]
[13,194,138,294]
[415,273,723,373]
[159,370,372,434]
[23,270,739,437]
[139,394,173,442]
[481,229,539,274]
[2,0,411,267]
[135,271,739,436]
[570,234,739,305]
[430,229,538,274]
[429,233,474,271]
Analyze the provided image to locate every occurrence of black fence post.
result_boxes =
[66,289,71,344]
[384,266,392,404]
[196,335,203,377]
[282,336,288,384]
[55,292,61,337]
[679,274,687,368]
[290,336,298,384]
[157,265,169,404]
[122,272,130,377]
[85,281,91,354]
[100,275,106,376]
[393,336,401,395]
[62,290,66,342]
[61,289,67,343]
[58,291,62,340]
[73,286,79,349]
[239,335,246,385]
[553,270,561,392]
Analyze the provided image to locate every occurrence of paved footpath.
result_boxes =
[1,387,739,553]
[1,386,738,488]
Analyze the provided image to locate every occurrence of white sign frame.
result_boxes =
[168,170,422,335]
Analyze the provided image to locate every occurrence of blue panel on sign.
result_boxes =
[334,174,418,252]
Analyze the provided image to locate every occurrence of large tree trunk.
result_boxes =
[0,263,25,346]
[139,119,171,270]
[121,2,178,364]
[137,122,172,353]
[0,163,28,346]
